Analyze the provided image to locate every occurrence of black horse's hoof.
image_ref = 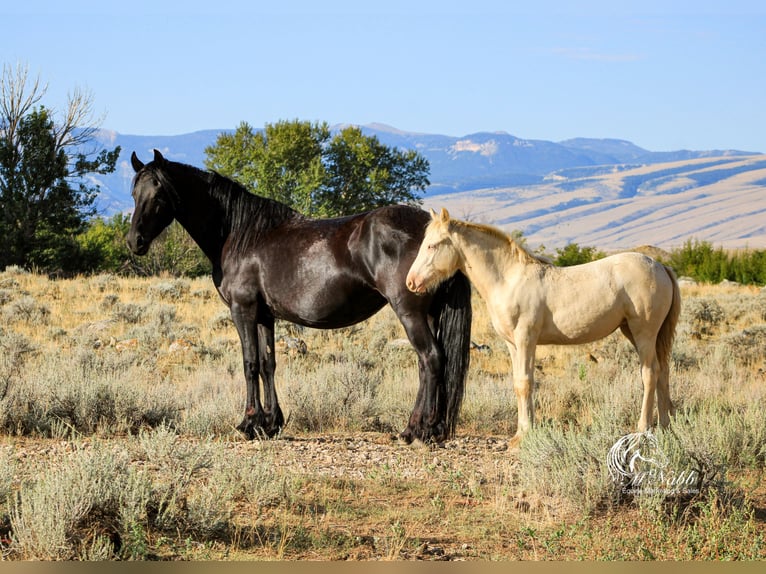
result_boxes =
[236,419,257,440]
[399,423,447,446]
[237,408,285,440]
[236,421,282,440]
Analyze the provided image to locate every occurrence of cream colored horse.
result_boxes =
[406,208,681,446]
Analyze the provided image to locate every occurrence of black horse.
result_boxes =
[127,150,471,443]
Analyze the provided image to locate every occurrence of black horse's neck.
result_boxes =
[160,161,302,268]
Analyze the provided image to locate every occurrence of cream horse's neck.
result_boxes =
[450,225,530,301]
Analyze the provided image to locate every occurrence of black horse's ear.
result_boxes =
[130,151,144,172]
[153,149,165,164]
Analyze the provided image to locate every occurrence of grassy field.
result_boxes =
[0,266,764,560]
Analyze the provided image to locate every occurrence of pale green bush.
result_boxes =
[3,428,291,560]
[518,418,620,514]
[0,350,180,437]
[283,359,384,433]
[10,447,129,560]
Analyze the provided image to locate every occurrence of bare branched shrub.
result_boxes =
[89,274,120,293]
[683,298,724,338]
[147,279,191,301]
[0,330,35,401]
[112,302,146,324]
[0,288,14,305]
[209,310,233,330]
[99,294,119,310]
[1,296,50,325]
[724,325,766,367]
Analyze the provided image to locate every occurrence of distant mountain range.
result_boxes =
[90,124,766,250]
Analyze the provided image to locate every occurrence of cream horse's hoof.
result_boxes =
[507,433,524,450]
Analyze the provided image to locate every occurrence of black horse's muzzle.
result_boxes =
[126,230,150,255]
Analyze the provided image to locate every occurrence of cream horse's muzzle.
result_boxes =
[405,272,427,294]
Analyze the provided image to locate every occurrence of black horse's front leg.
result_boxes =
[400,369,447,444]
[397,314,447,444]
[231,302,284,440]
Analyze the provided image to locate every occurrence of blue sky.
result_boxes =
[3,0,765,152]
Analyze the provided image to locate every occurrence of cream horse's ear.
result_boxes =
[430,208,450,223]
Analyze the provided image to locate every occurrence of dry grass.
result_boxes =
[0,267,764,560]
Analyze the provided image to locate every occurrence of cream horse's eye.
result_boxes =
[427,243,437,251]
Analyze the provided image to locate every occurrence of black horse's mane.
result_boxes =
[209,169,302,223]
[155,160,305,257]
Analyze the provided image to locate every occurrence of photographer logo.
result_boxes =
[607,432,700,495]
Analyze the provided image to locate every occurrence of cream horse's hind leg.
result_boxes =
[506,338,537,448]
[633,334,660,432]
[656,364,674,427]
[622,321,671,431]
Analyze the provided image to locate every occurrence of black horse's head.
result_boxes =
[127,149,177,255]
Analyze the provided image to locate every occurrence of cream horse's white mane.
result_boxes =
[442,218,550,266]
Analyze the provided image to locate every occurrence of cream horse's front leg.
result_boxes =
[506,336,537,448]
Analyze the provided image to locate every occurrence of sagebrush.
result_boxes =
[0,269,763,560]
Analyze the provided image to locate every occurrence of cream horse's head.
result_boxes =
[406,208,461,294]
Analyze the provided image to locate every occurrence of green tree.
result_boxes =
[76,213,133,273]
[316,125,429,216]
[0,63,120,272]
[669,239,727,282]
[205,120,328,214]
[205,119,429,217]
[668,239,766,285]
[740,250,766,285]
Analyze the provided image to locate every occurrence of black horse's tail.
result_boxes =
[432,271,472,438]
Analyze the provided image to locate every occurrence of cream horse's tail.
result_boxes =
[657,265,681,372]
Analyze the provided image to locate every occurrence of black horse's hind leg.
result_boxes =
[396,307,447,444]
[231,302,283,439]
[256,316,285,435]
